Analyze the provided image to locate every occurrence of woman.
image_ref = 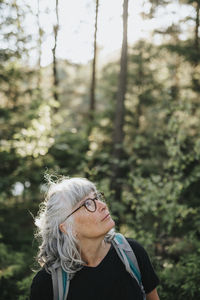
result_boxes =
[30,177,160,300]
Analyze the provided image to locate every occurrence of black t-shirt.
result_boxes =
[30,238,159,300]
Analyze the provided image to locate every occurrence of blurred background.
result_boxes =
[0,0,200,299]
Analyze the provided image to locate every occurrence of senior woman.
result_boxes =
[30,177,159,300]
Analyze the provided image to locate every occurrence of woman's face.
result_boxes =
[73,191,115,240]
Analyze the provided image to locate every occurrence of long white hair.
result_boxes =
[34,176,115,274]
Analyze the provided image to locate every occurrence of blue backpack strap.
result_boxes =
[62,269,71,300]
[112,233,146,300]
[62,269,67,299]
[50,266,70,300]
[50,266,59,300]
[57,267,64,299]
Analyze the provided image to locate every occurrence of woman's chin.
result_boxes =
[106,218,115,232]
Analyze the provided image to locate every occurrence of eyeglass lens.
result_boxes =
[84,199,96,212]
[84,193,106,212]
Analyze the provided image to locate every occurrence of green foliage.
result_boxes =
[0,241,30,300]
[158,244,200,299]
[17,274,35,300]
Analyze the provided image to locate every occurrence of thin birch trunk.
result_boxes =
[89,0,99,122]
[52,0,59,103]
[110,0,129,207]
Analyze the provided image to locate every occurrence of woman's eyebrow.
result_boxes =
[85,193,97,200]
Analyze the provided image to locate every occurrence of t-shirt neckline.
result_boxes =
[83,243,113,270]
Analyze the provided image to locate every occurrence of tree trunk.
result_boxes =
[13,0,22,58]
[136,49,144,129]
[52,0,59,103]
[194,0,200,51]
[192,1,199,93]
[110,0,129,209]
[89,0,99,122]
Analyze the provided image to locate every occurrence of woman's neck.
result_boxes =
[79,238,111,267]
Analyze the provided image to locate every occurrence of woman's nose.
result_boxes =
[97,200,107,211]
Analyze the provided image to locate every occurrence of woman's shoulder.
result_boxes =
[32,268,51,283]
[125,237,160,293]
[30,268,53,300]
[126,237,146,252]
[31,268,52,291]
[124,237,152,267]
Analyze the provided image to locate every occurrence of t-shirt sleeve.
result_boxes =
[30,269,53,300]
[127,238,159,294]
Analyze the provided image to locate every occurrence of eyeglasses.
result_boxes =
[63,192,105,221]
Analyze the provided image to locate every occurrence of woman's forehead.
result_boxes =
[71,191,96,210]
[82,191,97,201]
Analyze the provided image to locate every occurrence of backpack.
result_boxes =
[50,233,146,300]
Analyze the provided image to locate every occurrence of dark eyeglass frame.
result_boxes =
[63,192,105,222]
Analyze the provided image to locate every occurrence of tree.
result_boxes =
[52,0,59,104]
[110,0,129,222]
[194,0,200,51]
[36,0,43,89]
[89,0,99,122]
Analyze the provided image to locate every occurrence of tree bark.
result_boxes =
[194,0,200,51]
[89,0,99,121]
[192,0,200,93]
[110,0,129,205]
[52,0,59,103]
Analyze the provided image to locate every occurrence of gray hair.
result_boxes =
[34,176,115,274]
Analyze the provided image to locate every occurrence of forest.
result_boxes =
[0,0,200,299]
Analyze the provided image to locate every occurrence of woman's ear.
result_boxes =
[59,223,67,234]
